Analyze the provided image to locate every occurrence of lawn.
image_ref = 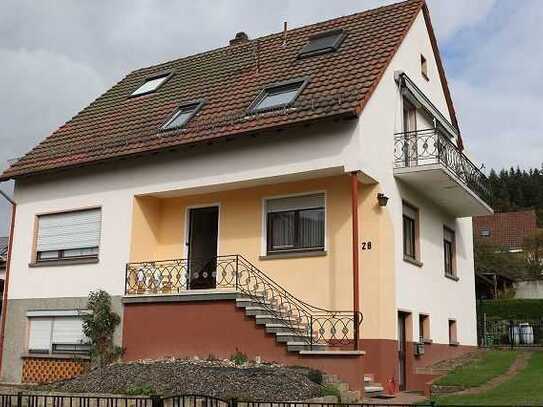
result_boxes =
[433,351,543,405]
[435,350,518,388]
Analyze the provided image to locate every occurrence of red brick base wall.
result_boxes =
[22,357,90,384]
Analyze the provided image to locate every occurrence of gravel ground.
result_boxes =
[44,359,323,401]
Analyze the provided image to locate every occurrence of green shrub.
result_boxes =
[320,384,341,401]
[306,368,323,385]
[126,384,156,396]
[230,349,248,366]
[479,299,543,320]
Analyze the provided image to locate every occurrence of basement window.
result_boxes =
[161,100,205,131]
[298,29,347,58]
[248,79,308,113]
[131,73,172,97]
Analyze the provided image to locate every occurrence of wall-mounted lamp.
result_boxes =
[377,193,389,207]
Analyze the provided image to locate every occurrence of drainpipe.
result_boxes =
[0,189,16,375]
[351,172,360,350]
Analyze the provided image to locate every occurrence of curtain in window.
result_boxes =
[270,212,295,250]
[298,209,324,249]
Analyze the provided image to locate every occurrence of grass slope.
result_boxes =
[435,350,517,388]
[434,352,543,405]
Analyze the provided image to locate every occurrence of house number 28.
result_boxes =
[361,241,372,250]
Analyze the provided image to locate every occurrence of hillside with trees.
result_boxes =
[488,166,543,226]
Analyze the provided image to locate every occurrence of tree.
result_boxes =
[522,230,543,279]
[82,290,123,368]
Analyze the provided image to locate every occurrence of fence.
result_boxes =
[478,313,543,348]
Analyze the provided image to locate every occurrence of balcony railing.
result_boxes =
[393,129,492,206]
[125,255,362,349]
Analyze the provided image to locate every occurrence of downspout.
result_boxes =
[351,172,360,350]
[0,189,16,375]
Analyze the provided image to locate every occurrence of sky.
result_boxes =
[0,0,542,234]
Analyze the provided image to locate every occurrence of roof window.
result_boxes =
[298,29,347,58]
[161,100,205,131]
[248,78,308,113]
[131,73,172,97]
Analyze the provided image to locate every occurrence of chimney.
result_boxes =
[230,32,249,46]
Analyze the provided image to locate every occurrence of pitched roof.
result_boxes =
[473,210,538,251]
[2,0,456,181]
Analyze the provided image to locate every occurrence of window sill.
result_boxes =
[445,273,460,282]
[260,250,327,261]
[403,256,423,267]
[29,257,99,268]
[449,341,460,347]
[22,353,90,360]
[422,338,433,345]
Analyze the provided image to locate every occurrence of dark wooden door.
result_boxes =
[398,312,408,391]
[187,206,219,289]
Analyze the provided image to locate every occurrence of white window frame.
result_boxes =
[26,310,90,355]
[34,207,102,263]
[261,191,327,256]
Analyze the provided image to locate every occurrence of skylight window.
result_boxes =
[248,79,308,113]
[131,73,172,97]
[160,100,205,131]
[298,29,347,58]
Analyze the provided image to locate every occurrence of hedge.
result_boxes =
[478,299,543,320]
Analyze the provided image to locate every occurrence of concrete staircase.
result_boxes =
[323,374,362,402]
[363,373,387,398]
[236,294,332,353]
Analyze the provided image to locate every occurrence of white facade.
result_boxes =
[7,10,482,349]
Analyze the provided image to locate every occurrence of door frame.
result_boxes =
[183,203,221,259]
[397,311,410,391]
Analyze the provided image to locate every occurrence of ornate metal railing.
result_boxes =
[393,128,492,206]
[125,255,362,349]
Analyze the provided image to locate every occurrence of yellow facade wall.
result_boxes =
[130,175,396,340]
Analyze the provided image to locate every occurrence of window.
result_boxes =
[298,29,347,58]
[402,202,419,262]
[480,228,491,237]
[248,79,308,113]
[131,73,171,96]
[419,314,430,343]
[448,319,458,345]
[35,208,101,262]
[28,312,89,355]
[161,100,205,131]
[421,54,429,80]
[266,193,325,254]
[444,226,456,278]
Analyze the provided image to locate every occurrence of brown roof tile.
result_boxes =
[473,210,538,250]
[2,0,445,181]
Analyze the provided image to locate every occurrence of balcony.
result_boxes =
[393,129,493,217]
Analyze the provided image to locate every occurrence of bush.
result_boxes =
[320,384,341,401]
[126,385,156,396]
[479,299,543,320]
[306,368,323,385]
[230,349,248,366]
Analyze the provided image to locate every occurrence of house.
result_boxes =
[0,0,492,394]
[473,210,542,299]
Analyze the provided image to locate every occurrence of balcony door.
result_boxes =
[187,206,219,290]
[403,99,417,166]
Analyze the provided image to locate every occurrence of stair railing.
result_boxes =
[125,255,363,349]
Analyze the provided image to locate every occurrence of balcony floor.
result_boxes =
[394,163,493,217]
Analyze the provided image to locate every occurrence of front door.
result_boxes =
[187,206,219,290]
[398,312,408,391]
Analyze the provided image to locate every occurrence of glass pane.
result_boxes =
[269,212,295,250]
[63,247,98,258]
[38,250,60,260]
[298,208,324,249]
[132,76,168,96]
[403,217,415,258]
[444,241,453,275]
[163,107,196,130]
[255,84,301,110]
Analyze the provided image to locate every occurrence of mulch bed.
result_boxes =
[43,359,323,401]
